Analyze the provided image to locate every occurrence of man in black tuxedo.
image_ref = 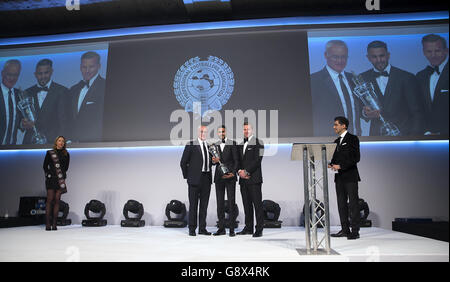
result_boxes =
[180,125,213,236]
[67,51,105,143]
[1,59,23,145]
[329,116,361,240]
[360,40,424,136]
[211,125,239,237]
[416,34,448,136]
[310,40,361,136]
[237,122,264,238]
[22,59,69,144]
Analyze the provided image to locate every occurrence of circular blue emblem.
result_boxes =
[174,56,234,117]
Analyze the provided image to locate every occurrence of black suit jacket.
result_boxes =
[238,137,264,185]
[213,139,239,183]
[416,61,449,135]
[0,87,23,145]
[180,140,213,186]
[310,67,362,136]
[360,66,425,136]
[23,82,69,144]
[68,75,105,142]
[330,132,361,183]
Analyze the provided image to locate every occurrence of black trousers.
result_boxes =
[335,179,360,233]
[188,173,211,231]
[215,180,236,230]
[240,183,264,232]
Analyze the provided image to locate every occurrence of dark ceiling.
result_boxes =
[0,0,448,39]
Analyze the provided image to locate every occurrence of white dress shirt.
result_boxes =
[339,130,348,145]
[219,137,228,152]
[374,64,391,96]
[1,83,17,145]
[243,135,254,155]
[429,56,448,102]
[37,80,52,108]
[77,72,99,112]
[198,138,210,172]
[326,66,357,134]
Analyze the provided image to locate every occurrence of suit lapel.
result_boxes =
[323,69,345,114]
[382,67,397,106]
[434,62,449,104]
[423,67,433,111]
[0,88,7,130]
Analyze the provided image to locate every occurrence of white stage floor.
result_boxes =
[0,225,448,262]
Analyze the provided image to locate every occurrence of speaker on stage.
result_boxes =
[263,199,282,228]
[300,201,324,228]
[164,200,187,228]
[82,199,107,227]
[56,200,72,226]
[121,199,145,227]
[349,198,372,227]
[216,200,239,229]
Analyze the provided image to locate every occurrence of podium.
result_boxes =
[291,143,339,255]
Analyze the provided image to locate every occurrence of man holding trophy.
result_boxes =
[22,59,69,144]
[359,40,424,136]
[211,125,239,237]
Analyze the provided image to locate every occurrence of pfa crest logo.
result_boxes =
[174,56,234,117]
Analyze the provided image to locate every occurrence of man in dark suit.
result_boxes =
[1,59,23,145]
[416,34,448,136]
[22,59,69,144]
[67,51,105,143]
[310,40,361,137]
[237,122,264,238]
[211,125,239,237]
[329,116,361,240]
[360,40,424,136]
[180,125,213,236]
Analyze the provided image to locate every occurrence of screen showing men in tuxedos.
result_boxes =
[0,47,108,146]
[308,28,449,137]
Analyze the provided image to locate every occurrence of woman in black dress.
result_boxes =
[43,136,70,231]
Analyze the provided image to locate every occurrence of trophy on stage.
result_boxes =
[16,89,47,144]
[208,144,232,178]
[351,72,401,136]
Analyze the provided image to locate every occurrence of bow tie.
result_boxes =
[221,139,226,143]
[374,70,389,78]
[244,138,249,143]
[83,80,90,88]
[428,65,441,75]
[39,86,49,92]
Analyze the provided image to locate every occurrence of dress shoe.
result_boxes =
[229,230,235,237]
[51,225,57,231]
[45,226,51,231]
[198,229,212,235]
[330,230,350,237]
[189,230,196,236]
[213,229,226,236]
[252,230,263,238]
[237,229,253,235]
[347,232,360,240]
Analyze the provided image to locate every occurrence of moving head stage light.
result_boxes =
[262,199,282,228]
[82,199,107,227]
[121,199,145,227]
[164,200,187,228]
[56,200,71,226]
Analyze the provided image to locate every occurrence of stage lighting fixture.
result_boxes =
[164,200,187,228]
[216,200,239,229]
[121,199,145,227]
[56,200,71,226]
[82,199,107,227]
[262,199,282,228]
[349,198,372,227]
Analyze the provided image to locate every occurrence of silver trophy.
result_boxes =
[208,144,231,177]
[16,89,47,144]
[351,72,401,136]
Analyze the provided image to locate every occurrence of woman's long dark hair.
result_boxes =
[52,136,68,156]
